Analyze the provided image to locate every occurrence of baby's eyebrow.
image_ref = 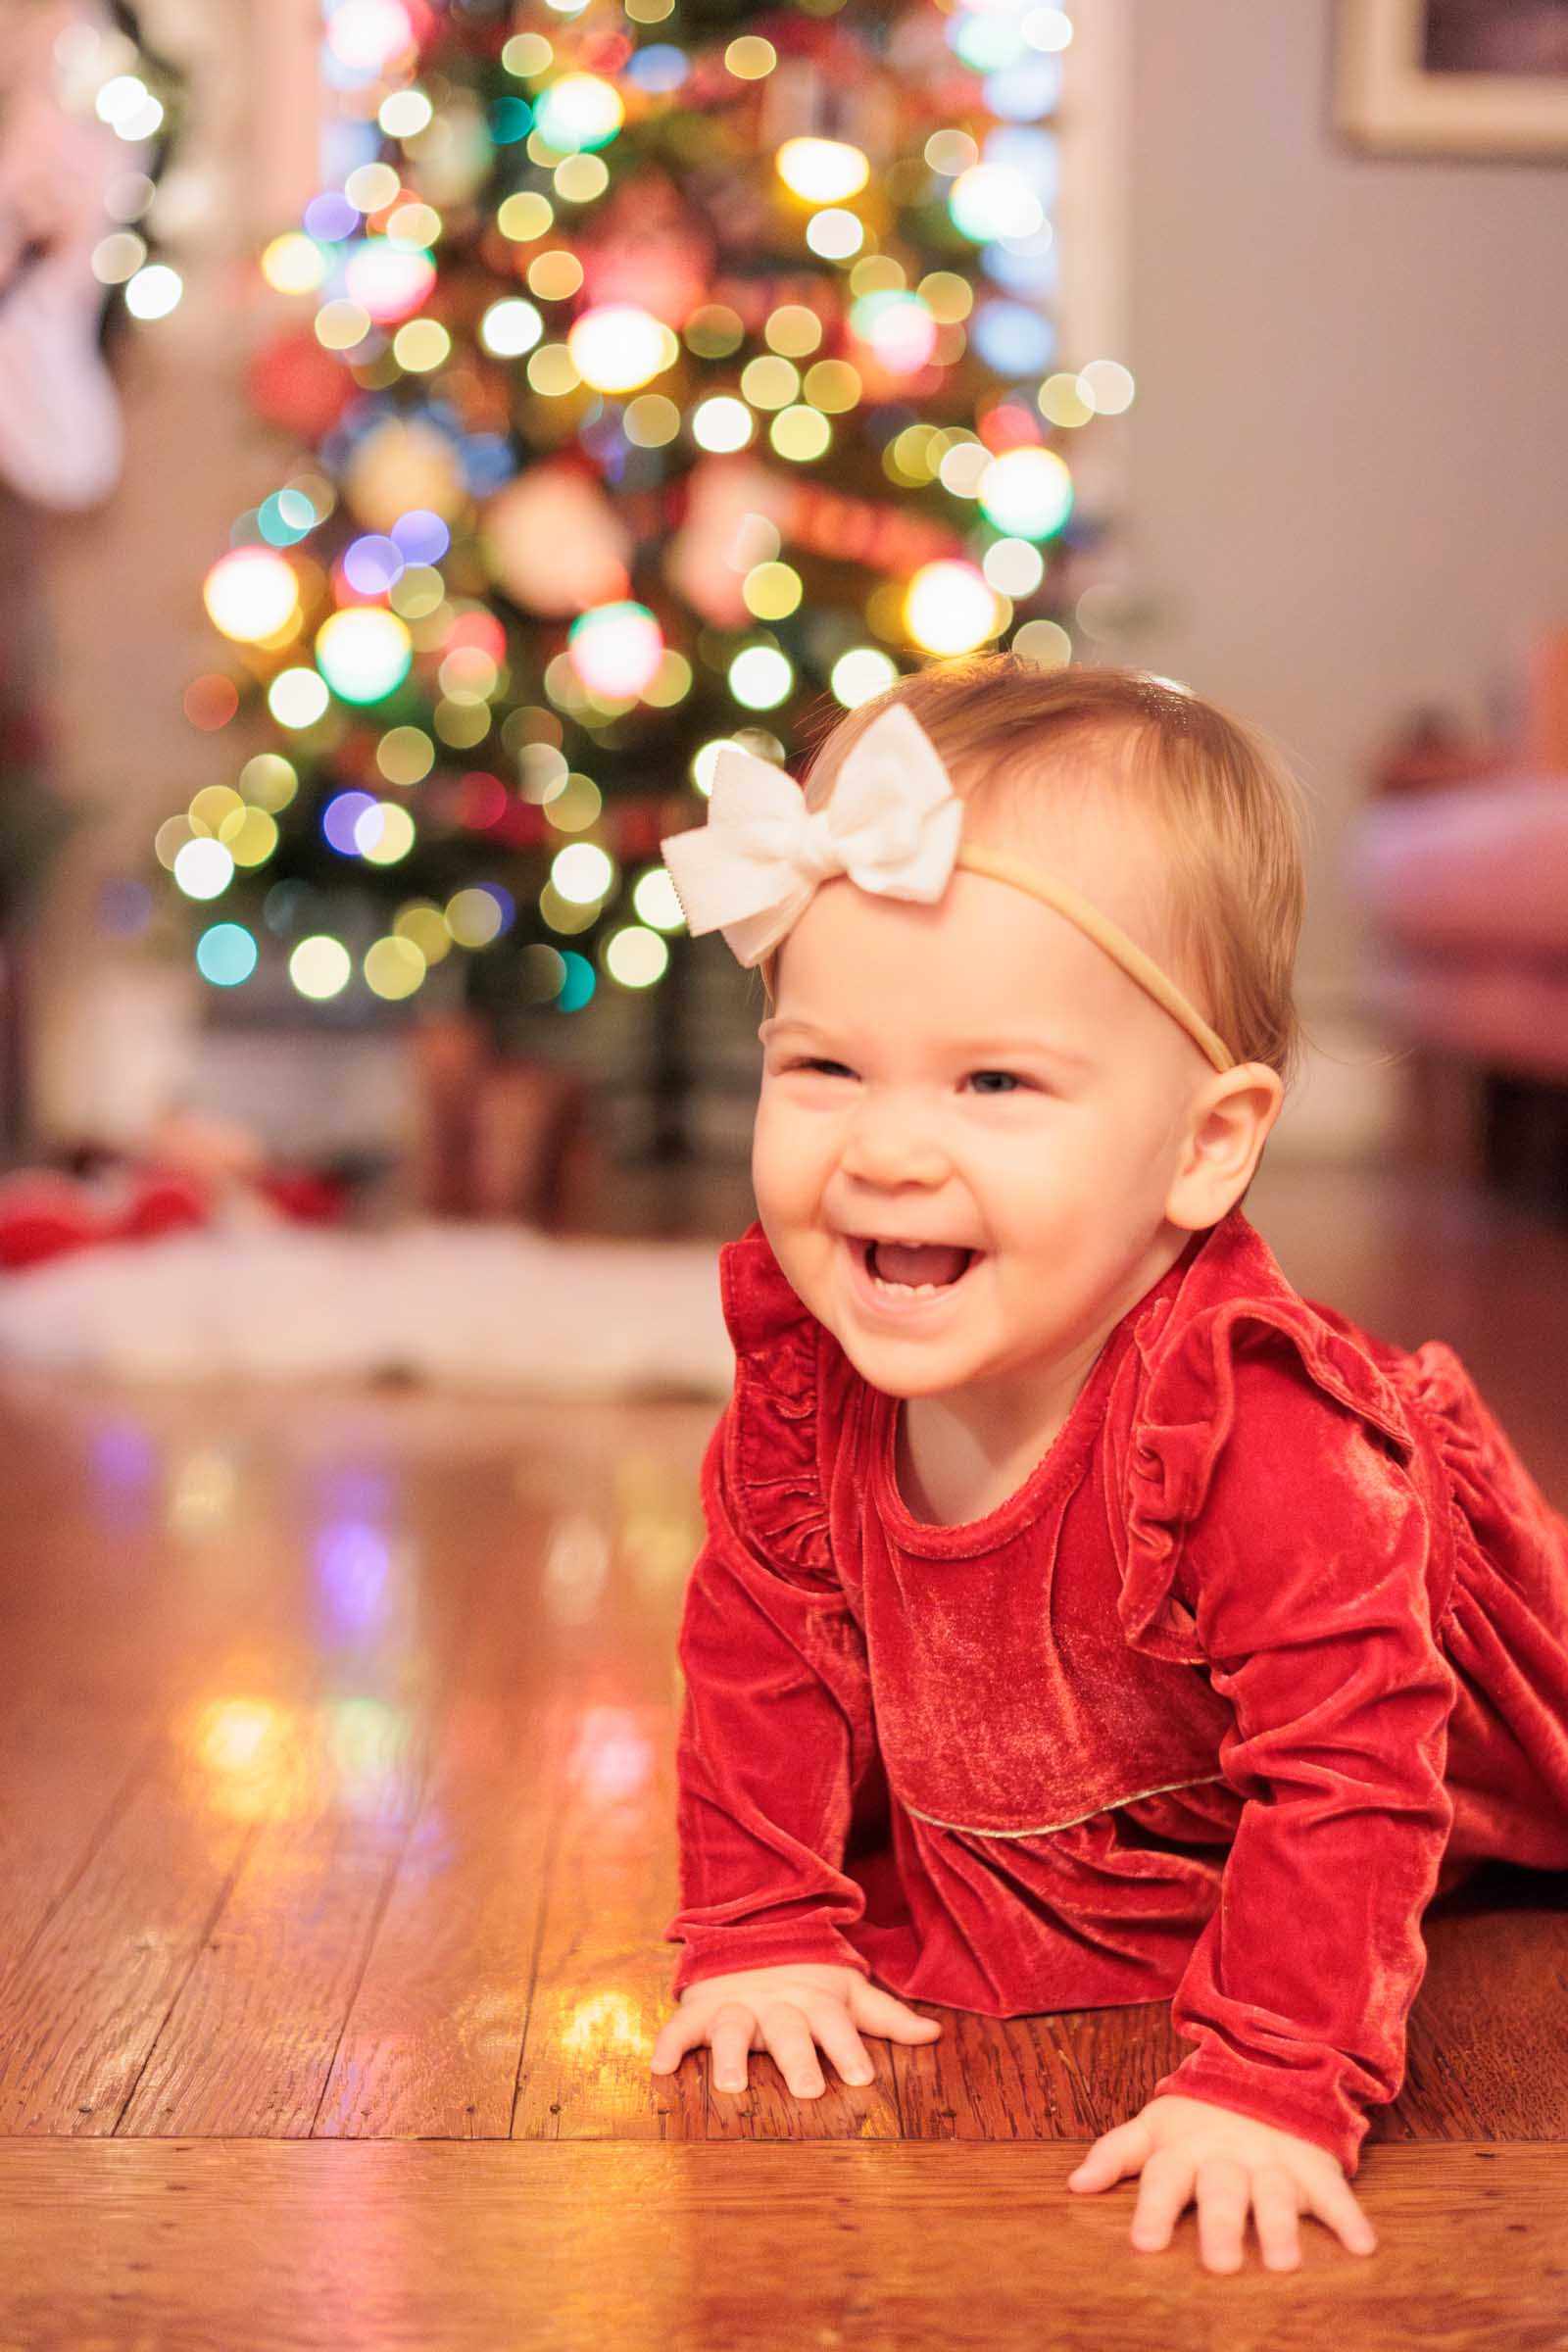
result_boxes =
[760,1017,1095,1073]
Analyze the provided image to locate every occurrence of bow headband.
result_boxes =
[658,702,1236,1074]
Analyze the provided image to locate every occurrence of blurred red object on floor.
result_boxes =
[0,1158,348,1272]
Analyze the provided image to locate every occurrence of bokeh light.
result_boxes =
[323,791,377,856]
[632,868,684,931]
[173,838,234,901]
[534,73,623,152]
[124,265,182,319]
[394,903,452,963]
[567,603,664,699]
[551,950,594,1011]
[983,537,1046,597]
[364,936,425,999]
[1013,616,1073,668]
[949,163,1043,244]
[356,802,416,863]
[325,0,414,74]
[290,936,352,1000]
[1037,371,1095,428]
[204,548,301,643]
[446,887,506,947]
[567,305,677,394]
[1078,358,1136,415]
[976,446,1074,540]
[850,289,937,375]
[344,238,437,321]
[806,208,863,261]
[315,608,414,703]
[728,646,793,709]
[196,923,258,986]
[551,842,615,905]
[342,534,405,595]
[376,725,434,784]
[623,395,680,447]
[775,138,869,204]
[480,297,543,357]
[904,561,1006,656]
[831,647,899,707]
[240,754,298,810]
[603,926,668,988]
[268,667,331,729]
[690,396,753,454]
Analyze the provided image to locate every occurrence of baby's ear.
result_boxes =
[1168,1061,1282,1229]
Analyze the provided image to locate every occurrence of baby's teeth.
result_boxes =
[871,1273,947,1298]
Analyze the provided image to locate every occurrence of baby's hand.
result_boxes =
[1066,2093,1378,2274]
[649,1961,942,2097]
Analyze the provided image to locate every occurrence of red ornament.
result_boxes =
[492,801,547,850]
[575,166,716,327]
[247,327,358,442]
[978,400,1045,454]
[182,675,240,732]
[459,771,510,830]
[447,610,509,663]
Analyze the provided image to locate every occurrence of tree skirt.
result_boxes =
[0,1221,739,1396]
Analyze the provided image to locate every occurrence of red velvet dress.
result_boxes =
[662,1203,1568,2175]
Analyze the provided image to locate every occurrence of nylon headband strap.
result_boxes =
[953,845,1237,1074]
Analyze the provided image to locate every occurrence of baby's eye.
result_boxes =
[787,1060,1034,1095]
[791,1057,855,1078]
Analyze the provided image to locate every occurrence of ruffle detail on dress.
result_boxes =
[1118,1288,1419,1667]
[716,1219,837,1589]
[1397,1337,1568,1846]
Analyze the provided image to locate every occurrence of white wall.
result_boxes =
[1096,0,1567,1152]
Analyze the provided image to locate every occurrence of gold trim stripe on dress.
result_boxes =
[899,1770,1231,1839]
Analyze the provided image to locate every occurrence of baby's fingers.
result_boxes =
[1302,2169,1377,2257]
[708,2000,759,2093]
[649,2012,703,2074]
[849,1980,944,2045]
[1067,2116,1153,2191]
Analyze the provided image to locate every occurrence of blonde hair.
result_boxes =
[757,655,1318,1099]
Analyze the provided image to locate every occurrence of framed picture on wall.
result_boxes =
[1335,0,1568,158]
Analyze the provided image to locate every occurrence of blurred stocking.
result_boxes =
[0,1,131,511]
[470,1060,574,1226]
[409,1011,487,1215]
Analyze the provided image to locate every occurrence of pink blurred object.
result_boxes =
[479,458,631,616]
[1346,776,1568,1080]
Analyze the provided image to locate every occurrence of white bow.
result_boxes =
[658,703,964,968]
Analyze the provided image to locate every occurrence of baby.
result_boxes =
[647,654,1568,2275]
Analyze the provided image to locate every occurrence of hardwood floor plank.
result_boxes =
[1396,1871,1568,2146]
[314,1698,574,2138]
[0,2139,1563,2351]
[0,1726,258,2135]
[115,1707,430,2136]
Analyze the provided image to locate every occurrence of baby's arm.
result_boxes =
[662,1401,881,1996]
[1147,1348,1457,2178]
[1070,1349,1456,2266]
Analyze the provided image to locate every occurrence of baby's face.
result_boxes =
[752,787,1227,1406]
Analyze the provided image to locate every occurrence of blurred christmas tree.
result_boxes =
[167,0,1129,1044]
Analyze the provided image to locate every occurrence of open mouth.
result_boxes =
[845,1234,984,1312]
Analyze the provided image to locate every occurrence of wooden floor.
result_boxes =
[3,1159,1568,2345]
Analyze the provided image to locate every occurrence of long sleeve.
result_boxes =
[1146,1342,1457,2177]
[662,1395,878,2000]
